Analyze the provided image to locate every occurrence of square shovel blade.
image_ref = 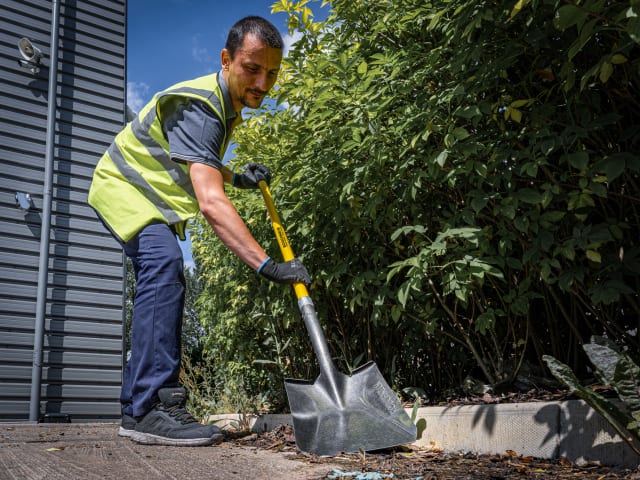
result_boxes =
[285,361,417,456]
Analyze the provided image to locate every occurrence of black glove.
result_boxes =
[232,163,271,189]
[258,258,311,286]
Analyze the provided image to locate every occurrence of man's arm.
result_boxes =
[219,165,234,184]
[189,161,267,270]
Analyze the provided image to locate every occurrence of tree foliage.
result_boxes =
[191,0,640,407]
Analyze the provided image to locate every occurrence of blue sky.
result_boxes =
[126,1,321,268]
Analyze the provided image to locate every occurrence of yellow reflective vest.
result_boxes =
[88,73,234,242]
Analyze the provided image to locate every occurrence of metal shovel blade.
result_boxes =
[285,298,417,456]
[258,182,416,456]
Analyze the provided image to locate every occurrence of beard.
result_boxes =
[240,89,266,109]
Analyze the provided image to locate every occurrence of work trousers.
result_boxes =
[119,223,185,418]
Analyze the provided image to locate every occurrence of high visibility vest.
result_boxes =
[88,73,234,243]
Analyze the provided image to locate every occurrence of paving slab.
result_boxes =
[0,423,338,480]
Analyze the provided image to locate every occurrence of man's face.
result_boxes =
[221,33,282,111]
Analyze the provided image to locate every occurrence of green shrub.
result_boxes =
[190,0,640,407]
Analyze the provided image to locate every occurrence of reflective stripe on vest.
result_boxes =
[88,74,229,242]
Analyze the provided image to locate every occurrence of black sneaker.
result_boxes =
[130,387,223,446]
[118,412,136,438]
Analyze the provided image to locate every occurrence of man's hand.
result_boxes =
[232,163,271,189]
[258,258,311,286]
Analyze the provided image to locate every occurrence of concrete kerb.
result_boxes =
[208,400,640,468]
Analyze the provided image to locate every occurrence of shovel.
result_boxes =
[258,181,417,456]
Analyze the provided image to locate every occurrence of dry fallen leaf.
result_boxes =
[236,433,258,443]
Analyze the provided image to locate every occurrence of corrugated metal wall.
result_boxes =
[0,0,127,421]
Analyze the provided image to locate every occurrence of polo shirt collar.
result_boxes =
[217,70,241,126]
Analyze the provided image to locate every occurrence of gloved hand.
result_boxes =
[232,163,271,189]
[258,257,311,286]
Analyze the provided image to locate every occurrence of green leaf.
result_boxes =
[611,54,628,64]
[599,62,614,83]
[589,282,628,305]
[565,151,589,171]
[540,211,566,223]
[475,310,495,335]
[586,249,601,263]
[510,0,530,20]
[614,355,640,418]
[435,150,448,167]
[543,355,640,454]
[500,203,516,220]
[514,215,529,233]
[555,5,588,31]
[399,281,414,307]
[627,17,640,44]
[390,224,426,241]
[583,342,620,385]
[537,230,554,252]
[452,127,470,140]
[600,154,628,181]
[567,37,587,62]
[516,188,542,204]
[454,105,482,119]
[543,354,583,391]
[509,108,523,123]
[510,98,534,108]
[471,196,488,213]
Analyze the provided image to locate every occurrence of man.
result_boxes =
[88,16,310,447]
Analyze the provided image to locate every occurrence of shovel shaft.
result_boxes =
[258,181,339,381]
[258,181,308,301]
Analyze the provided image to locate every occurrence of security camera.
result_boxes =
[17,37,42,74]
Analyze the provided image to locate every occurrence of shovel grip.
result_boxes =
[258,181,309,300]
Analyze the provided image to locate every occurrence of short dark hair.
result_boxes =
[225,16,283,58]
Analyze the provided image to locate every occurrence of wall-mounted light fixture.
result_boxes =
[17,37,42,75]
[15,192,35,212]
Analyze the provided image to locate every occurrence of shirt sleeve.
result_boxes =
[163,99,225,170]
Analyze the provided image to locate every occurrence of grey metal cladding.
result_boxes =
[0,0,127,421]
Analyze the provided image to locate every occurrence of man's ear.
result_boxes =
[221,49,230,70]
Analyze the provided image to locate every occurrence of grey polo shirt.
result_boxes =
[163,71,239,170]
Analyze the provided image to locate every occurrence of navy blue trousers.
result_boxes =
[119,223,185,418]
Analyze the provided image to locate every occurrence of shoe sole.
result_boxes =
[130,430,223,447]
[118,427,135,438]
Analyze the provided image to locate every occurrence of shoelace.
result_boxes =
[163,404,198,425]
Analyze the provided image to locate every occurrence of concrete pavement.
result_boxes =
[0,423,338,480]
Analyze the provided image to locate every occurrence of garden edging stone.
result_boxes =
[209,399,640,468]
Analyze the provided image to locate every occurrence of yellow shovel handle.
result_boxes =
[258,180,309,300]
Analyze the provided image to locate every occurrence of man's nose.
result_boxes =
[254,72,269,92]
